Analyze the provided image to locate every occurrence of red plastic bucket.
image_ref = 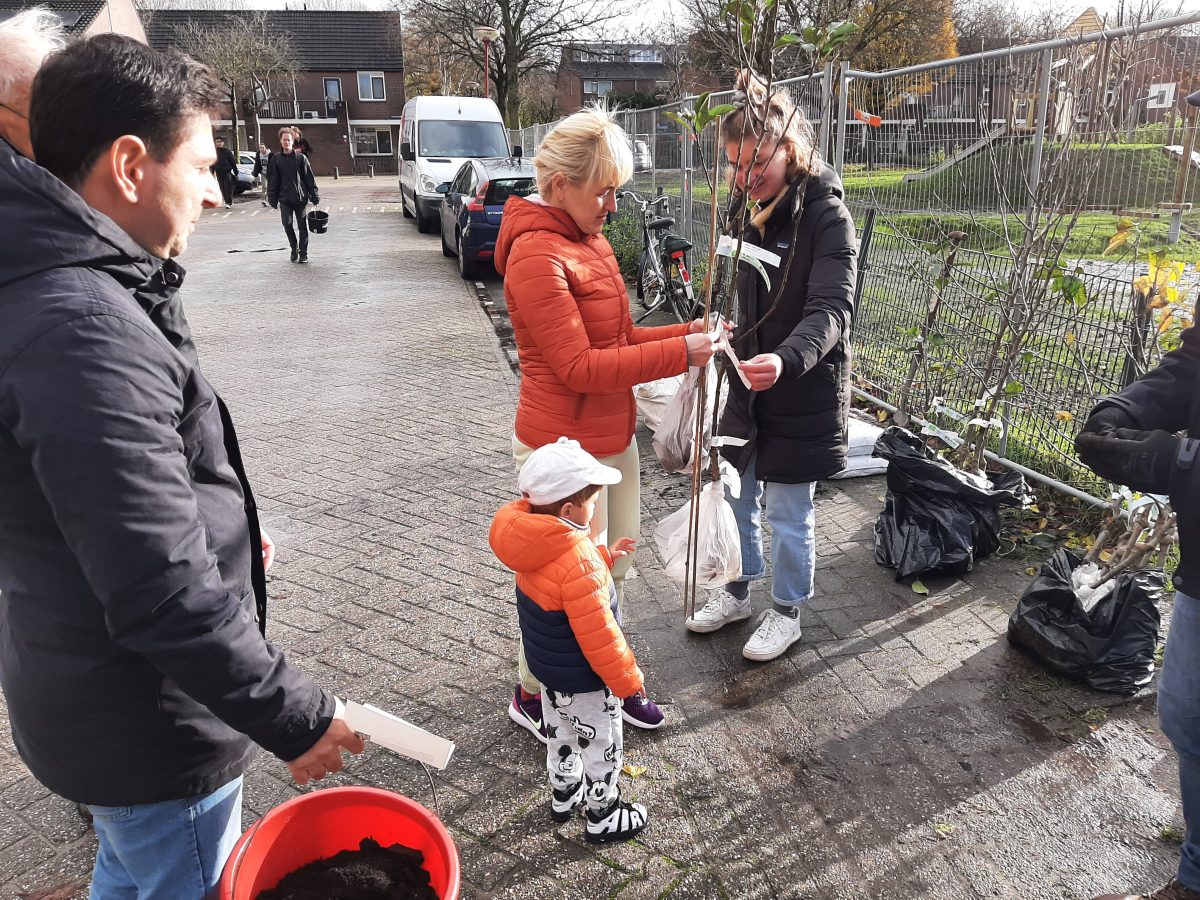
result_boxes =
[218,786,460,899]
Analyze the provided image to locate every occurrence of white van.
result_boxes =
[399,96,516,233]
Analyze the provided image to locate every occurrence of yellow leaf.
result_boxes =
[1134,275,1153,297]
[1025,565,1039,576]
[1054,411,1074,423]
[1103,231,1130,255]
[1158,310,1175,334]
[1100,549,1113,562]
[1038,517,1048,529]
[876,409,889,423]
[622,763,647,778]
[1064,332,1076,346]
[1029,504,1041,513]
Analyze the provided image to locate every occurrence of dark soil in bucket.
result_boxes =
[255,837,438,899]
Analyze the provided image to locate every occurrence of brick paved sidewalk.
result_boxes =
[0,179,1184,899]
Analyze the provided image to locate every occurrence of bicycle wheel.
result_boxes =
[667,257,701,323]
[637,252,666,314]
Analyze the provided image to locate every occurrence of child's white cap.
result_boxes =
[519,437,622,506]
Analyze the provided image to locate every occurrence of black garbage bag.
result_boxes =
[1007,549,1162,694]
[872,426,1030,580]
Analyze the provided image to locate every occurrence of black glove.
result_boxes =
[1079,403,1139,436]
[270,203,278,210]
[1075,427,1180,493]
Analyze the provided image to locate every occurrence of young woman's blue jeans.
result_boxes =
[86,775,243,899]
[727,452,816,607]
[1159,590,1200,891]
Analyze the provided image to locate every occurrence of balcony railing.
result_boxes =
[249,99,343,119]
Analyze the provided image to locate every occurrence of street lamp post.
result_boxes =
[473,25,500,101]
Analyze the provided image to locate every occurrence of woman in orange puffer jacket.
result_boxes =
[494,106,717,738]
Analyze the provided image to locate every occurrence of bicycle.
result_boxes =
[616,190,701,325]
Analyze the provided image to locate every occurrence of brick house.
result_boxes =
[0,0,145,40]
[556,43,673,114]
[145,9,404,176]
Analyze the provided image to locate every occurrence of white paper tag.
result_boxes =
[343,701,456,770]
[716,234,782,268]
[721,340,753,389]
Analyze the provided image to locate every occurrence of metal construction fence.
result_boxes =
[510,11,1200,502]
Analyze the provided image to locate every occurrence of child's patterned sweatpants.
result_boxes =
[541,686,624,812]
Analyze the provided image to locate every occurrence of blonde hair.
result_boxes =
[534,105,633,197]
[720,69,820,180]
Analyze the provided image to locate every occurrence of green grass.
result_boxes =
[843,144,1200,214]
[872,210,1200,260]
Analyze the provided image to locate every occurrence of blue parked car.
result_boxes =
[437,157,537,279]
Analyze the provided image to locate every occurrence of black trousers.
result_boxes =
[279,200,308,253]
[216,171,235,205]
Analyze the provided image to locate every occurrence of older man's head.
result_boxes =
[0,7,67,158]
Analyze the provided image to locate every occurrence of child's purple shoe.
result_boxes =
[508,685,548,744]
[621,693,665,730]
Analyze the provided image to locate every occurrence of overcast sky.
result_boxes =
[175,0,1134,35]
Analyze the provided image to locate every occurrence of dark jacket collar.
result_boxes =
[0,137,197,364]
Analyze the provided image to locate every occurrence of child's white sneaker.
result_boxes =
[742,608,803,661]
[585,798,648,843]
[685,589,751,633]
[550,782,584,822]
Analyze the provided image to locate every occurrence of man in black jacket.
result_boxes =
[1,35,361,899]
[211,135,237,208]
[268,126,319,263]
[1082,86,1200,900]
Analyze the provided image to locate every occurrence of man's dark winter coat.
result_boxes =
[211,145,237,175]
[0,139,334,806]
[1087,326,1200,595]
[720,164,857,484]
[267,150,318,207]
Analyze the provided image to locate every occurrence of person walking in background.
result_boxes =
[685,69,857,662]
[0,6,65,161]
[252,140,272,206]
[211,135,236,209]
[268,126,319,263]
[493,105,718,741]
[293,127,312,157]
[2,35,362,899]
[490,438,650,843]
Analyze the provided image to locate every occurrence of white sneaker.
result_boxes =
[685,589,751,633]
[742,609,803,661]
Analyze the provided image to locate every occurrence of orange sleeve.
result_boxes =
[506,249,689,392]
[629,322,691,345]
[559,554,643,698]
[596,544,615,570]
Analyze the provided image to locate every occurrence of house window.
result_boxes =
[323,78,342,115]
[1147,82,1176,109]
[358,71,386,101]
[583,80,613,97]
[629,48,662,63]
[353,126,393,156]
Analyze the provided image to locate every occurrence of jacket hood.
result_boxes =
[490,499,591,573]
[493,196,587,276]
[0,137,161,296]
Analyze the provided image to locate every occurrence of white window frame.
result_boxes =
[357,71,386,102]
[1147,82,1177,110]
[352,126,393,156]
[629,47,661,63]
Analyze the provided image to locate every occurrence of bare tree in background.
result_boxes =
[401,0,628,126]
[953,0,1066,53]
[165,12,296,155]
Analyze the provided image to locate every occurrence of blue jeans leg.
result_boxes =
[726,453,816,606]
[1160,591,1200,891]
[87,776,243,900]
[762,479,815,607]
[727,454,766,584]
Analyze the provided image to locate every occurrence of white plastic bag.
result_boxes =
[635,374,685,432]
[653,481,742,590]
[652,360,717,474]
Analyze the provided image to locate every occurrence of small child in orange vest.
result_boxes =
[489,437,649,843]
